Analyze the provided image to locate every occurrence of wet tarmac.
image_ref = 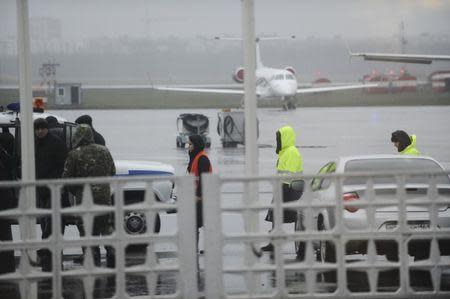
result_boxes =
[2,249,449,298]
[49,106,450,174]
[2,106,450,298]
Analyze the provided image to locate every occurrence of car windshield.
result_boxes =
[344,158,450,185]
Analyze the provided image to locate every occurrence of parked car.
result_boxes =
[115,160,175,235]
[295,155,450,269]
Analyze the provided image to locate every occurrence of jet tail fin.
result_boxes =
[215,35,296,69]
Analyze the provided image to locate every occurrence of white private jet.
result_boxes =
[348,49,450,64]
[155,37,375,110]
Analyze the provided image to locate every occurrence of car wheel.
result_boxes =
[317,217,336,282]
[124,211,147,234]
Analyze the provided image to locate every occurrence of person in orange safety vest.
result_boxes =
[187,134,212,254]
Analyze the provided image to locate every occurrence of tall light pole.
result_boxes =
[242,0,260,294]
[17,4,37,293]
[17,0,35,183]
[242,1,258,177]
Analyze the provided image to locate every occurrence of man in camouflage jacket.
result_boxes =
[62,124,116,267]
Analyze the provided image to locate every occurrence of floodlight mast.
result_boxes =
[17,0,35,184]
[242,0,260,293]
[16,2,38,289]
[242,0,258,178]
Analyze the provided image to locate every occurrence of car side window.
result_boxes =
[311,162,332,191]
[63,122,78,150]
[311,162,336,191]
[321,162,336,189]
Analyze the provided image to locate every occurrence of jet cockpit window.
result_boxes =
[274,74,284,80]
[286,74,295,80]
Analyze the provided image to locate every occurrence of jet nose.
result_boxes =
[274,81,297,96]
[287,81,297,94]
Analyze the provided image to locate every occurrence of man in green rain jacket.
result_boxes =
[261,125,303,254]
[391,130,421,155]
[276,125,303,173]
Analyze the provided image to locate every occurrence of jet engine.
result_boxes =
[285,66,296,75]
[233,67,245,83]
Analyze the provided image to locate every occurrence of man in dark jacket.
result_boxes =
[34,118,68,271]
[75,115,106,146]
[62,124,116,268]
[0,134,17,274]
[45,115,64,140]
[1,127,14,156]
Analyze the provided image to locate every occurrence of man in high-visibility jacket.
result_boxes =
[276,126,303,174]
[262,125,303,254]
[391,130,420,156]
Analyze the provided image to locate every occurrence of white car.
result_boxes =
[296,155,450,266]
[115,160,176,235]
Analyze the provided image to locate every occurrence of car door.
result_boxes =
[311,162,336,192]
[63,122,78,150]
[311,162,337,230]
[61,122,78,210]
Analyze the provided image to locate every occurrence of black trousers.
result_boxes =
[265,183,303,223]
[0,219,15,273]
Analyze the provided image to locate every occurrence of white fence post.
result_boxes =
[203,174,224,298]
[2,170,450,298]
[177,175,199,298]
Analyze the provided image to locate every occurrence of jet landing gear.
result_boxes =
[282,97,296,110]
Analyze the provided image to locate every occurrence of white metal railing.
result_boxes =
[0,175,198,299]
[1,171,450,298]
[202,171,450,299]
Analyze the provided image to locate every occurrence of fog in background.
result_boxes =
[1,0,450,84]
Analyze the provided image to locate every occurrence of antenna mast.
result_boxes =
[399,21,407,54]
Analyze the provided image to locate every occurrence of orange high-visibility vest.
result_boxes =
[190,150,212,187]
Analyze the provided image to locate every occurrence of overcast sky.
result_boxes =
[1,0,450,42]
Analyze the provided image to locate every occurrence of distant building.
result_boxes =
[363,74,391,94]
[312,78,331,84]
[311,78,332,90]
[394,70,417,93]
[54,83,81,106]
[363,69,417,94]
[429,71,450,93]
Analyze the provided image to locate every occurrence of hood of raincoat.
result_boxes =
[391,130,411,152]
[277,126,296,154]
[72,124,95,148]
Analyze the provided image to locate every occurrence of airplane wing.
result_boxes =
[349,52,450,64]
[153,86,244,95]
[77,82,377,96]
[296,83,378,94]
[82,83,244,90]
